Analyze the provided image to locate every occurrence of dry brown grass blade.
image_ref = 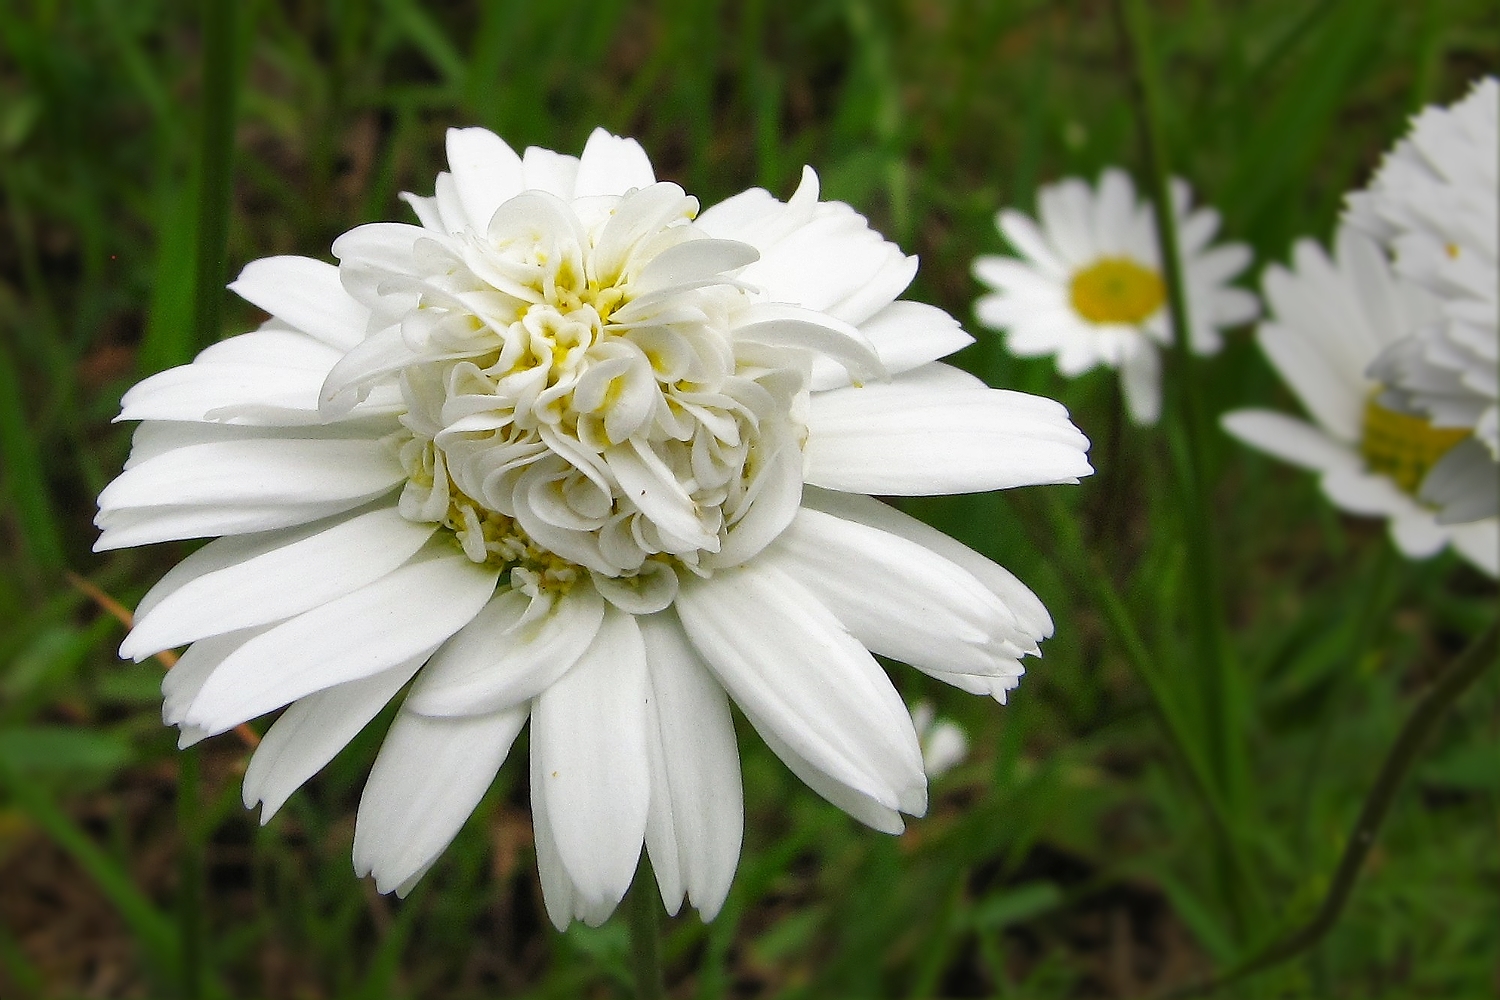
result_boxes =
[65,571,260,749]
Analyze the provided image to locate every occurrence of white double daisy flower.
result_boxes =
[97,128,1092,927]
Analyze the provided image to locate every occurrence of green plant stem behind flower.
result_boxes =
[178,1,244,996]
[1117,0,1261,934]
[628,856,665,1000]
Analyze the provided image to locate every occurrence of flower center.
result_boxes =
[1069,257,1165,325]
[1360,395,1468,494]
[369,183,808,611]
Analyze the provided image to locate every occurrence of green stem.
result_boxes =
[1039,492,1248,894]
[191,0,241,350]
[175,1,242,995]
[627,857,665,1000]
[1168,619,1500,999]
[1115,0,1257,933]
[177,750,205,1000]
[1117,0,1242,807]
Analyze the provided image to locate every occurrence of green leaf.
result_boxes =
[968,881,1064,930]
[0,341,64,570]
[0,725,133,777]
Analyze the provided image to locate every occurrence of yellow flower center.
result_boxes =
[1360,397,1469,494]
[1069,257,1166,325]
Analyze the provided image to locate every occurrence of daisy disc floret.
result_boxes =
[97,128,1093,927]
[1221,223,1497,576]
[972,169,1258,426]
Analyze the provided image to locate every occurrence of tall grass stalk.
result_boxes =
[1116,0,1258,931]
[190,0,241,351]
[175,0,244,995]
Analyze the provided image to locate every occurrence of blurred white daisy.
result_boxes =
[909,700,968,781]
[1221,223,1497,575]
[98,128,1092,928]
[972,169,1258,425]
[1349,77,1498,521]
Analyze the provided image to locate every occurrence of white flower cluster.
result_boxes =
[1224,78,1498,575]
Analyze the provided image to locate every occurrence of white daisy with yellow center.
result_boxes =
[1221,223,1497,575]
[1350,76,1498,523]
[972,169,1259,425]
[96,128,1093,927]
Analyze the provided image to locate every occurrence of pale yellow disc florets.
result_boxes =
[1069,257,1166,325]
[1361,395,1469,495]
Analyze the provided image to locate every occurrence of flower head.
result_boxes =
[1347,77,1498,521]
[972,169,1258,425]
[1221,223,1497,575]
[98,128,1092,926]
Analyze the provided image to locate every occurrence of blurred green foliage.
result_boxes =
[1,1,1498,997]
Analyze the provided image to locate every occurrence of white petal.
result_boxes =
[828,252,919,327]
[243,654,426,822]
[800,486,1054,639]
[765,507,1033,677]
[1221,410,1359,473]
[997,210,1068,278]
[1119,340,1162,426]
[353,704,527,894]
[639,612,743,920]
[1389,512,1449,558]
[1321,466,1412,517]
[161,627,266,727]
[813,301,973,390]
[117,364,329,425]
[604,439,717,551]
[94,500,363,551]
[858,301,974,375]
[887,361,987,391]
[733,302,884,384]
[707,441,803,569]
[123,507,437,659]
[445,127,525,233]
[531,607,650,922]
[1450,519,1500,577]
[805,383,1092,494]
[193,327,343,371]
[747,706,904,834]
[182,553,500,733]
[529,736,614,929]
[632,238,759,296]
[674,561,926,817]
[318,326,423,417]
[574,128,655,198]
[97,438,404,513]
[521,146,580,199]
[228,257,369,351]
[405,583,605,716]
[1037,179,1099,266]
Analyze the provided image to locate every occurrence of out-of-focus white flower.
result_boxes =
[97,128,1093,928]
[1222,224,1496,575]
[1349,77,1498,521]
[972,169,1258,425]
[909,700,968,781]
